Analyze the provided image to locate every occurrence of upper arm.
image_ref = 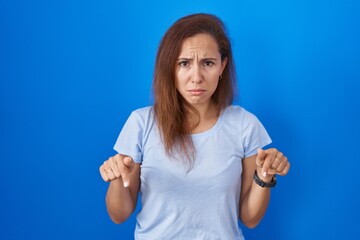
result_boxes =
[114,111,145,163]
[239,110,271,204]
[129,163,141,212]
[240,154,257,208]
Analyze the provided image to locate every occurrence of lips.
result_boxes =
[188,89,206,95]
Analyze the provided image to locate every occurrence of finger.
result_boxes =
[267,167,277,175]
[120,169,130,188]
[271,156,283,170]
[118,156,134,188]
[105,169,116,181]
[262,150,276,177]
[103,160,118,181]
[122,156,135,187]
[279,162,291,176]
[123,156,135,168]
[274,157,287,173]
[256,148,266,167]
[99,165,110,182]
[108,157,121,178]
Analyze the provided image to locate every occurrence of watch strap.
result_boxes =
[253,170,277,188]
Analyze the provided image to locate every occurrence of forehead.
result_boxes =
[179,33,220,56]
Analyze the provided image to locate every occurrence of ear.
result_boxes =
[220,57,228,75]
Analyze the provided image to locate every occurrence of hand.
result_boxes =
[256,148,290,180]
[99,154,136,187]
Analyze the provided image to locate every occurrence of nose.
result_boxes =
[191,64,203,84]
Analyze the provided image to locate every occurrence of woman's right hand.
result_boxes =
[99,154,137,187]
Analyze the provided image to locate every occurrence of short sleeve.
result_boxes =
[242,111,272,157]
[113,111,144,164]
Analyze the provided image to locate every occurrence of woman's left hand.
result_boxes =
[256,148,290,179]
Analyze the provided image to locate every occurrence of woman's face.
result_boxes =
[175,33,227,109]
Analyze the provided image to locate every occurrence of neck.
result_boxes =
[195,102,216,120]
[187,101,219,133]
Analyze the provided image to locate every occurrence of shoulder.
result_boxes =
[222,105,258,122]
[129,106,154,120]
[131,106,153,115]
[122,106,155,129]
[221,105,265,134]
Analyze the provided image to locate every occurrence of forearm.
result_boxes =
[240,181,270,228]
[240,169,273,228]
[105,178,137,224]
[239,148,290,228]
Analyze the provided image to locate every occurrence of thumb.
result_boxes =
[256,148,266,167]
[123,156,135,168]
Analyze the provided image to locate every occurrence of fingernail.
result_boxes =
[263,171,267,177]
[123,181,129,188]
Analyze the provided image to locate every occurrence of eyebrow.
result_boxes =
[176,57,218,61]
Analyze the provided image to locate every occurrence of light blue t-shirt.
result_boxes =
[114,105,272,240]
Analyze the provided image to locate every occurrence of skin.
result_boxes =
[175,33,227,133]
[99,155,140,223]
[240,148,290,228]
[99,33,290,227]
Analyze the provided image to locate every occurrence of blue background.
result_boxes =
[1,0,359,239]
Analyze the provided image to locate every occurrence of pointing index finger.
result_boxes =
[121,156,135,188]
[262,150,276,177]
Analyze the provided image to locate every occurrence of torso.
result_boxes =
[113,105,271,240]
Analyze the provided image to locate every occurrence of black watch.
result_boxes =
[253,170,277,188]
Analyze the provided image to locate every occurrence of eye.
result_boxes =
[203,60,214,67]
[179,61,190,67]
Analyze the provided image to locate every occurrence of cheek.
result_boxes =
[175,76,184,93]
[211,80,220,91]
[175,71,189,86]
[176,69,187,79]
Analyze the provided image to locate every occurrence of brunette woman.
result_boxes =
[99,13,290,240]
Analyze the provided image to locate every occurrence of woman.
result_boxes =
[99,13,290,239]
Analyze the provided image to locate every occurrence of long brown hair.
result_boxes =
[153,13,237,164]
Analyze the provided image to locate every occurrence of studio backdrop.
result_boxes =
[1,0,359,239]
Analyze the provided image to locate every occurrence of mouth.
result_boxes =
[188,89,206,95]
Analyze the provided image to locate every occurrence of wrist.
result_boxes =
[254,169,277,188]
[256,167,274,182]
[109,177,124,186]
